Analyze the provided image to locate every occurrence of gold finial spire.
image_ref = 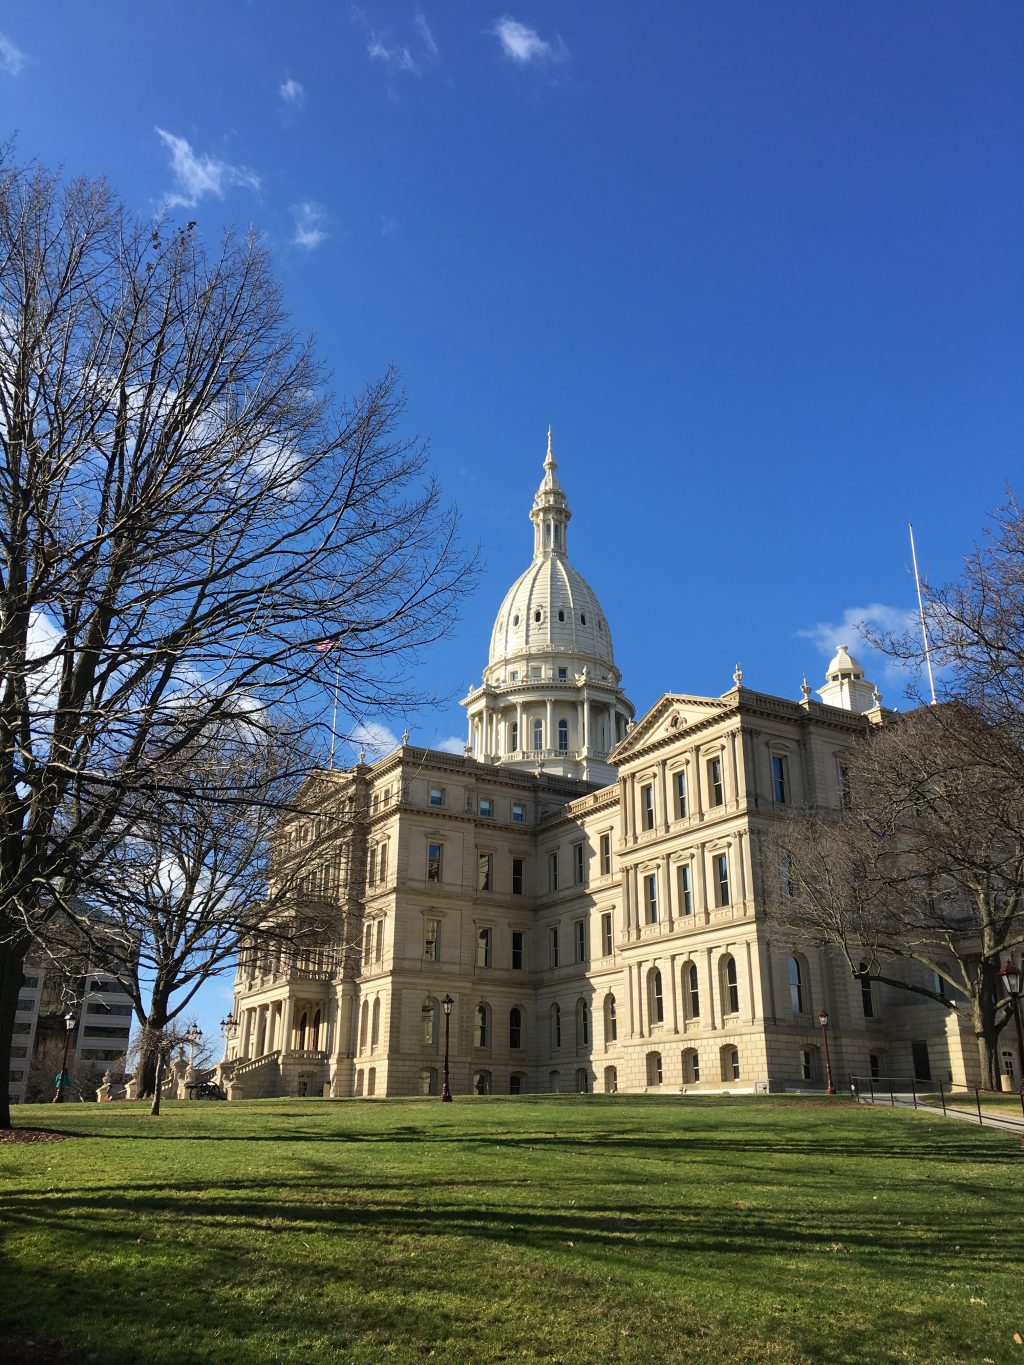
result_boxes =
[545,425,554,468]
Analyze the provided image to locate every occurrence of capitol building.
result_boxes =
[219,438,977,1099]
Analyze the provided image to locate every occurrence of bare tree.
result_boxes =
[0,156,474,1127]
[763,703,1024,1086]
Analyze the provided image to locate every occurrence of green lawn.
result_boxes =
[1,1095,1022,1364]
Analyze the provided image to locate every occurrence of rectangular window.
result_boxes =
[838,764,851,810]
[378,842,388,883]
[801,1049,814,1082]
[644,873,658,924]
[549,926,559,969]
[557,667,568,680]
[641,783,655,830]
[429,786,445,807]
[675,769,688,818]
[715,853,730,906]
[424,918,440,962]
[511,930,524,970]
[548,851,559,892]
[601,911,613,957]
[366,845,376,887]
[512,802,526,823]
[478,852,493,892]
[708,756,724,806]
[477,927,492,968]
[427,843,443,882]
[375,918,384,964]
[575,918,587,963]
[771,754,788,805]
[573,842,585,885]
[479,797,493,818]
[362,923,372,968]
[679,864,693,915]
[511,856,525,896]
[599,832,611,876]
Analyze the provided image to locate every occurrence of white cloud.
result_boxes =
[155,129,260,210]
[494,16,567,65]
[0,32,26,76]
[368,36,417,73]
[291,201,328,250]
[279,76,305,106]
[349,721,401,761]
[414,10,439,60]
[797,602,920,694]
[436,735,467,755]
[380,214,399,238]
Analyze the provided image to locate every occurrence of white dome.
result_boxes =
[489,557,615,669]
[825,644,864,680]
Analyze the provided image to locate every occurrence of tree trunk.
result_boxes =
[0,936,31,1130]
[150,1045,165,1117]
[137,1009,170,1098]
[972,980,1002,1090]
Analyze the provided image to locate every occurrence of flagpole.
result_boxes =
[329,654,340,769]
[909,523,937,705]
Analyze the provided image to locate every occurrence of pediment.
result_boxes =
[610,693,729,764]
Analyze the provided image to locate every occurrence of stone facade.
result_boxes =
[219,442,980,1100]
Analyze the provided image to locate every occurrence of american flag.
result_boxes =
[315,637,336,654]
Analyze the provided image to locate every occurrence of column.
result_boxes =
[704,948,717,1030]
[634,962,645,1037]
[669,953,680,1033]
[581,697,589,750]
[662,853,674,929]
[282,997,295,1054]
[743,940,756,1024]
[577,700,585,753]
[729,730,741,809]
[693,745,704,819]
[516,702,524,754]
[658,759,670,834]
[546,698,554,752]
[623,863,633,933]
[736,830,749,905]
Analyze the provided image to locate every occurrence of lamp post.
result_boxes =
[183,1023,202,1066]
[52,1012,77,1103]
[998,958,1024,1094]
[817,1007,836,1095]
[440,993,454,1102]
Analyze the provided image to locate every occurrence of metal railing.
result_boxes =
[851,1074,1024,1130]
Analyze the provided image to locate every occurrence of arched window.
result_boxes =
[604,992,617,1045]
[422,1067,439,1096]
[576,998,589,1049]
[475,1002,490,1048]
[721,1046,740,1081]
[789,956,805,1014]
[558,719,569,752]
[548,1070,560,1093]
[474,1070,492,1095]
[311,1007,321,1050]
[649,968,664,1024]
[509,720,518,752]
[859,962,874,1018]
[533,718,543,751]
[509,1006,523,1049]
[366,1066,376,1096]
[354,1068,364,1096]
[646,1051,663,1086]
[551,1002,561,1050]
[684,962,700,1019]
[370,997,381,1049]
[359,999,369,1053]
[721,956,739,1015]
[682,1048,700,1084]
[297,1010,308,1050]
[558,608,565,621]
[576,1068,589,1093]
[422,998,439,1051]
[603,1065,617,1093]
[509,1072,526,1094]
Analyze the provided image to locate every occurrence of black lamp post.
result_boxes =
[998,958,1024,1094]
[183,1023,202,1065]
[440,994,454,1102]
[52,1011,77,1103]
[817,1007,836,1095]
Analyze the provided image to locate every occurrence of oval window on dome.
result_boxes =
[558,609,565,622]
[580,613,586,625]
[513,614,520,627]
[534,609,542,623]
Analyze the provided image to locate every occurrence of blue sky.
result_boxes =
[3,3,1022,1038]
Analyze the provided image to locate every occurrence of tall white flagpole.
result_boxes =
[909,523,937,705]
[329,653,341,768]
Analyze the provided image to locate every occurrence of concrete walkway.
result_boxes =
[857,1092,1024,1135]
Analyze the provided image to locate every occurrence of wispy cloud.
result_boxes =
[155,129,260,210]
[494,16,568,65]
[0,31,27,75]
[414,10,439,60]
[436,735,467,755]
[349,720,401,760]
[797,602,920,694]
[279,76,305,107]
[380,214,399,238]
[368,34,417,73]
[292,201,328,250]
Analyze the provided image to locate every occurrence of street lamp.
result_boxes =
[183,1023,202,1066]
[998,958,1024,1094]
[440,994,454,1102]
[52,1012,77,1103]
[817,1008,836,1095]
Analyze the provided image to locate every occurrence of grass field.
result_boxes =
[2,1095,1022,1364]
